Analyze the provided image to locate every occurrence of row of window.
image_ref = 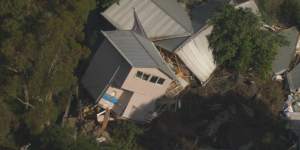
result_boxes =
[135,71,165,85]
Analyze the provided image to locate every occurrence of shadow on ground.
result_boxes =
[138,92,297,150]
[76,6,115,79]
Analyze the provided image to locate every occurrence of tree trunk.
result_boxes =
[62,94,72,126]
[23,84,30,110]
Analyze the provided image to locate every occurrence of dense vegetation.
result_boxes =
[140,92,295,150]
[0,0,143,149]
[0,0,299,149]
[0,0,96,149]
[257,0,300,27]
[208,5,285,78]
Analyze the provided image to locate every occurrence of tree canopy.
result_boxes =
[32,126,102,150]
[257,0,300,28]
[0,0,96,148]
[208,5,285,78]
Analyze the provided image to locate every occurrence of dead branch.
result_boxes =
[16,97,34,108]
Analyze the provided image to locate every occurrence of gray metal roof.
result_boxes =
[191,0,229,31]
[102,30,177,80]
[287,64,300,92]
[102,0,193,40]
[81,40,131,100]
[154,36,189,52]
[151,0,192,33]
[272,27,299,74]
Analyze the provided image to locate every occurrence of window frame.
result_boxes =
[150,76,159,83]
[142,73,150,81]
[135,71,143,79]
[157,78,165,85]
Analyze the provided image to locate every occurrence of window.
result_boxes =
[136,71,143,78]
[135,71,164,84]
[142,73,150,81]
[150,76,159,83]
[157,78,165,85]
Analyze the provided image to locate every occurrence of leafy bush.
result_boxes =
[208,5,285,78]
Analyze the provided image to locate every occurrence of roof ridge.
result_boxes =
[101,31,134,67]
[131,31,160,67]
[150,0,192,33]
[132,31,176,79]
[175,24,211,52]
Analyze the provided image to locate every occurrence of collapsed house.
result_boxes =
[81,0,263,122]
[102,0,218,83]
[81,28,189,122]
[272,27,299,76]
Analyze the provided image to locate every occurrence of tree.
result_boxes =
[33,126,102,150]
[0,100,16,149]
[140,93,295,150]
[0,0,96,147]
[208,5,285,78]
[256,0,284,24]
[0,0,96,134]
[107,121,143,150]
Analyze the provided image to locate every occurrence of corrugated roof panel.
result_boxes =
[104,31,156,67]
[102,0,192,40]
[175,26,216,83]
[133,32,177,79]
[103,30,176,80]
[152,0,193,32]
[155,36,189,52]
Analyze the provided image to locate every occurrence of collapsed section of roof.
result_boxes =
[102,0,193,40]
[154,36,189,52]
[272,27,299,75]
[102,30,177,80]
[175,25,216,83]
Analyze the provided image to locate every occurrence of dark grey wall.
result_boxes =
[81,39,131,100]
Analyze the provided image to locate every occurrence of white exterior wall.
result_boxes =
[120,67,173,121]
[121,68,172,96]
[122,93,154,121]
[176,26,216,83]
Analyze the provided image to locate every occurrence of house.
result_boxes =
[272,27,299,75]
[156,0,260,83]
[166,25,217,84]
[102,0,219,83]
[158,0,230,83]
[287,64,300,94]
[102,0,193,41]
[81,29,180,122]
